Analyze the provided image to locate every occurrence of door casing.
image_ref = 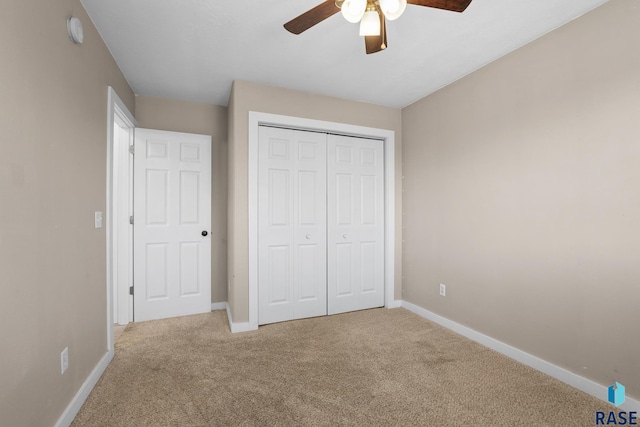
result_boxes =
[106,87,136,352]
[247,111,397,332]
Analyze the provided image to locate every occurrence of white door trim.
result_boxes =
[248,111,396,332]
[106,87,136,352]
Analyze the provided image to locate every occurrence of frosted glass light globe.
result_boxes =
[359,10,380,36]
[342,0,367,23]
[380,0,407,20]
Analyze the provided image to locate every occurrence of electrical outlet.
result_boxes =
[61,347,69,374]
[440,283,446,297]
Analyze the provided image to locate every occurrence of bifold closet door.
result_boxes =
[327,134,385,315]
[258,126,327,325]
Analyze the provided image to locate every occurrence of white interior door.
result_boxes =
[258,126,327,325]
[327,134,385,315]
[133,129,211,322]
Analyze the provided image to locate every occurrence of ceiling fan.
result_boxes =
[284,0,473,54]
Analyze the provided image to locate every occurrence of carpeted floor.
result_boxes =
[72,308,608,426]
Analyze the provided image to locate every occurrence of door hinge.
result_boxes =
[129,215,134,225]
[129,286,134,296]
[129,145,135,155]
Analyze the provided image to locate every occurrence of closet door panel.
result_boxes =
[327,134,384,315]
[258,128,295,324]
[258,127,327,325]
[292,130,327,320]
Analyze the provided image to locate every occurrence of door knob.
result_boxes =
[201,231,208,237]
[306,234,311,239]
[343,234,348,239]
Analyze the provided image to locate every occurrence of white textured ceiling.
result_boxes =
[80,0,608,108]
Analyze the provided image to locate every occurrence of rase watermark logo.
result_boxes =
[610,383,626,407]
[595,382,637,425]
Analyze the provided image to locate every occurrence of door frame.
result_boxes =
[106,87,136,352]
[248,111,397,331]
[112,108,134,326]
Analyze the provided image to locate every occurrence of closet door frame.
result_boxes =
[248,112,398,331]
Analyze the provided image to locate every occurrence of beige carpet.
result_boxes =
[72,308,608,426]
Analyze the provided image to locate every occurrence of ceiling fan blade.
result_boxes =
[284,1,341,35]
[365,7,387,54]
[406,0,473,13]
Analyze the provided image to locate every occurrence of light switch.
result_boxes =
[95,211,103,229]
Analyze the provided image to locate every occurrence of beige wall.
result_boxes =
[0,0,134,425]
[227,81,403,322]
[2,1,635,423]
[402,0,639,399]
[135,95,228,303]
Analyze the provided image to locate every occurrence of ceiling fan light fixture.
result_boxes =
[341,0,367,23]
[284,0,474,54]
[379,0,407,20]
[359,9,380,36]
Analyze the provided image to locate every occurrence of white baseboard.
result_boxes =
[211,302,228,311]
[401,300,640,412]
[386,299,402,309]
[225,305,258,333]
[212,302,256,332]
[54,350,114,427]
